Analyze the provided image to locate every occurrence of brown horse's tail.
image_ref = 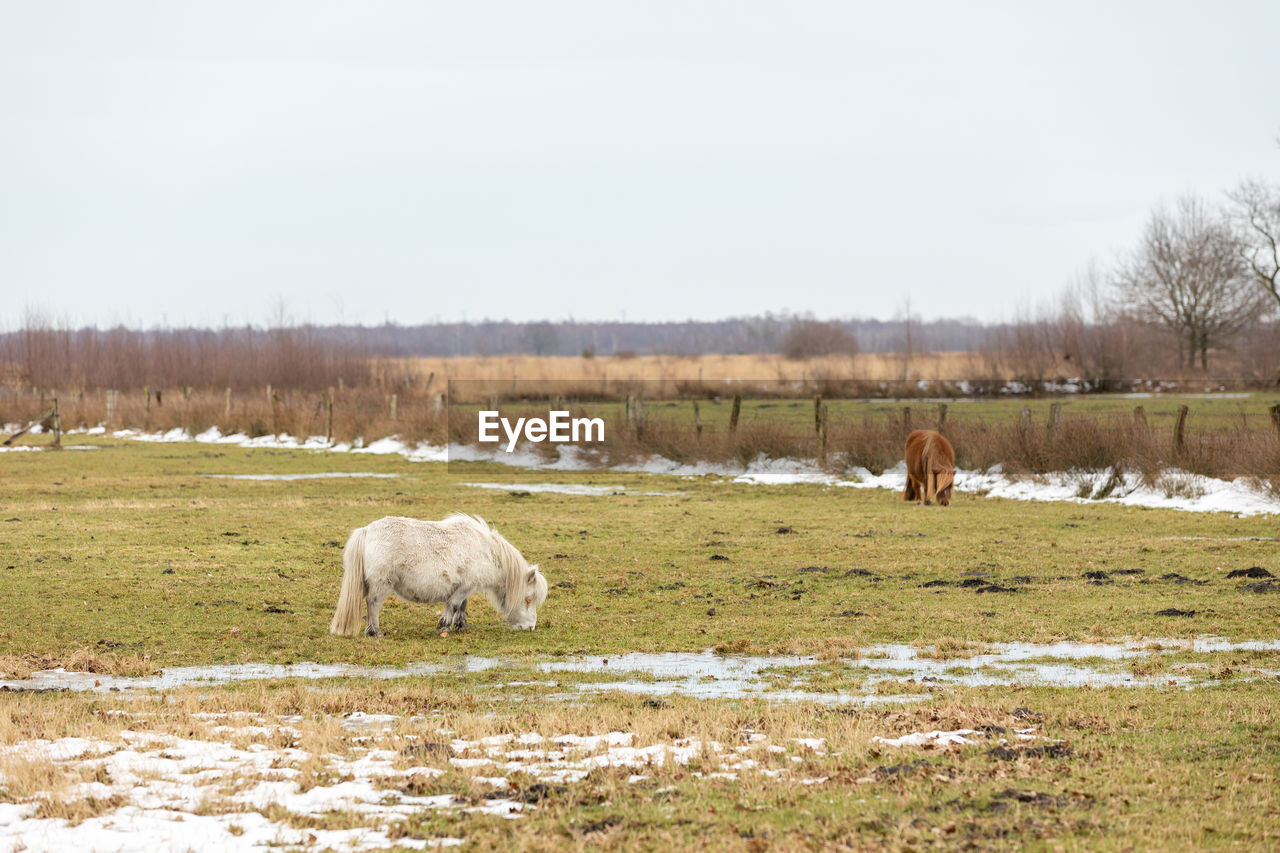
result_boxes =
[329,527,367,637]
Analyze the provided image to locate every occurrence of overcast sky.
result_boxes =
[3,1,1278,329]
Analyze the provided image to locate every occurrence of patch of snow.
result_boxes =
[872,727,1043,749]
[872,729,982,748]
[0,718,848,851]
[461,481,681,496]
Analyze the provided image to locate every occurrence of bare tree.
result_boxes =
[1115,195,1261,370]
[1226,177,1280,310]
[893,297,920,380]
[779,319,858,359]
[1053,262,1135,384]
[520,321,560,356]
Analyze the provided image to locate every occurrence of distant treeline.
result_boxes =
[2,309,1277,391]
[294,315,991,358]
[0,315,984,390]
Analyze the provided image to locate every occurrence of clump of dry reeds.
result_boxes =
[4,380,1277,492]
[447,402,1280,490]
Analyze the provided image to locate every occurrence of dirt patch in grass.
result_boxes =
[0,649,160,680]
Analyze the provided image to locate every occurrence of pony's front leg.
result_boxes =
[438,589,472,632]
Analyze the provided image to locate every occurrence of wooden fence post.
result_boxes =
[729,395,741,434]
[325,388,335,444]
[693,400,702,443]
[270,388,280,436]
[432,393,443,422]
[819,403,829,465]
[936,403,947,429]
[1047,402,1062,439]
[1133,405,1147,428]
[50,397,61,448]
[1020,405,1032,429]
[813,395,822,436]
[1173,404,1189,453]
[389,394,398,421]
[901,406,912,434]
[1270,403,1280,438]
[224,387,232,419]
[144,385,151,411]
[106,390,116,428]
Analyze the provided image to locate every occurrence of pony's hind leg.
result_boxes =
[365,584,392,637]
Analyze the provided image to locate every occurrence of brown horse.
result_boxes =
[903,429,955,506]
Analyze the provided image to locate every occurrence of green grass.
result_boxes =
[1,437,1277,668]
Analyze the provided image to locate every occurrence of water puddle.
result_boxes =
[3,638,1275,698]
[461,482,683,497]
[850,639,1280,689]
[0,656,914,704]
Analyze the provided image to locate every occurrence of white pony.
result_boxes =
[329,513,547,637]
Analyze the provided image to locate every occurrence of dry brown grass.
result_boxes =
[446,402,1280,487]
[0,648,160,680]
[1,386,448,446]
[379,351,1002,389]
[912,639,991,659]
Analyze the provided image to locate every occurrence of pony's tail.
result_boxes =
[329,527,367,637]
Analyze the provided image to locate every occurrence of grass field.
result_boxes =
[1,436,1278,850]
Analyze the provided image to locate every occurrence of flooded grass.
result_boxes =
[4,639,1277,698]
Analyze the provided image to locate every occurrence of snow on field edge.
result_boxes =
[33,426,1280,516]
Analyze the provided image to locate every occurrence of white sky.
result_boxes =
[2,1,1278,329]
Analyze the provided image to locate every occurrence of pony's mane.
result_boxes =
[921,432,954,469]
[445,512,536,614]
